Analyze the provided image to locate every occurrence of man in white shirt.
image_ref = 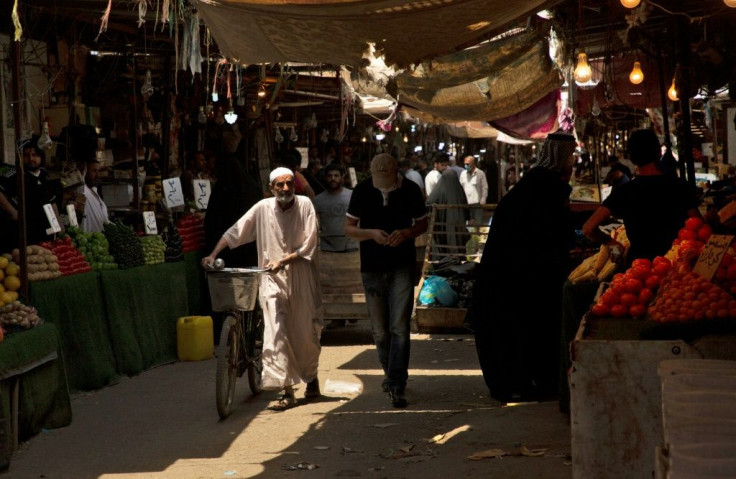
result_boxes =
[459,155,488,224]
[82,160,109,233]
[399,159,425,194]
[424,154,448,197]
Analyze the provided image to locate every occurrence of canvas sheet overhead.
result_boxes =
[387,30,562,122]
[194,0,560,67]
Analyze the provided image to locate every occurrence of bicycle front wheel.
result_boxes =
[247,307,265,395]
[216,314,240,419]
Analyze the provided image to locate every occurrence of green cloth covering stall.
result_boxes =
[0,323,72,466]
[100,262,189,375]
[559,279,601,414]
[30,272,119,391]
[184,251,208,316]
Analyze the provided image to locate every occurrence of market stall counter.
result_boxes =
[0,323,72,467]
[30,271,119,391]
[100,261,189,375]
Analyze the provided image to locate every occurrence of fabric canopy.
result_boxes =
[194,0,560,68]
[386,30,562,122]
[443,121,499,139]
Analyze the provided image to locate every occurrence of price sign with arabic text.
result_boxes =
[44,203,62,234]
[163,177,185,208]
[66,204,79,227]
[143,211,158,235]
[693,234,735,280]
[193,179,211,210]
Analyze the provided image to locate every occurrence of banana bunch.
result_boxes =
[568,226,629,284]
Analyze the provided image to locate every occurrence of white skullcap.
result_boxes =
[269,167,294,183]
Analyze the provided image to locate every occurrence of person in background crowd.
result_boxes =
[0,138,59,251]
[415,156,430,181]
[426,169,469,259]
[305,160,325,196]
[181,150,210,203]
[460,155,488,224]
[583,129,702,265]
[424,154,449,197]
[399,158,425,193]
[278,150,316,199]
[313,164,359,329]
[448,156,464,178]
[603,154,633,189]
[202,167,322,411]
[205,150,218,182]
[345,153,427,408]
[81,159,109,233]
[467,132,577,403]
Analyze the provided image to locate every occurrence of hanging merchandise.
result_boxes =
[12,0,22,41]
[141,69,154,98]
[320,128,329,143]
[275,127,284,143]
[137,0,147,27]
[179,10,203,74]
[37,122,53,150]
[96,0,112,40]
[290,126,298,142]
[197,106,207,124]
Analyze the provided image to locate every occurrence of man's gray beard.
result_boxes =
[276,193,295,204]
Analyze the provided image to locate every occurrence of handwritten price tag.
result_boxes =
[193,179,211,210]
[693,234,735,280]
[163,177,184,208]
[66,204,79,227]
[143,211,158,235]
[43,203,62,234]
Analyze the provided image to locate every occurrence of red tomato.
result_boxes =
[625,278,644,293]
[600,290,619,306]
[591,304,611,316]
[639,288,654,304]
[685,217,704,232]
[631,258,652,270]
[727,264,736,281]
[620,293,638,307]
[653,263,671,277]
[629,304,646,318]
[629,266,651,281]
[653,256,672,267]
[722,254,735,268]
[697,225,713,242]
[645,275,662,289]
[610,304,628,317]
[678,229,698,242]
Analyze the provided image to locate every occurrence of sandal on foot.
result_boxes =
[268,394,297,411]
[304,379,321,399]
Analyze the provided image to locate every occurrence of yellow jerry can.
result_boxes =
[177,316,214,361]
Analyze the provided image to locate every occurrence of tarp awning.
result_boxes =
[194,0,560,68]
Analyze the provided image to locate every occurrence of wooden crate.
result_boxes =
[415,306,469,333]
[319,250,369,320]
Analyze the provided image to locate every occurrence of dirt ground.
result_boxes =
[6,323,572,479]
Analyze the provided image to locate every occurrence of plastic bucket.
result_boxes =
[177,316,214,361]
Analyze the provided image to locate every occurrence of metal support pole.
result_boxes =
[11,39,29,301]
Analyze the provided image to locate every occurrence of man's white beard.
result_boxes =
[276,192,295,204]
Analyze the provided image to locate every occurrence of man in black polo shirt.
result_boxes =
[345,153,427,408]
[0,139,58,251]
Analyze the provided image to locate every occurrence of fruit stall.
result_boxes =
[0,214,209,466]
[566,216,736,479]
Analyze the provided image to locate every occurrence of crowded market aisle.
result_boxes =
[6,323,571,478]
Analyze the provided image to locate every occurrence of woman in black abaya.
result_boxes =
[466,133,577,402]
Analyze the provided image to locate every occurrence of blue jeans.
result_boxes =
[361,267,414,393]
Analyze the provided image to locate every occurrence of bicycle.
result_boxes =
[205,260,267,419]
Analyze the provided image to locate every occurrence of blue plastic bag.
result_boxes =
[418,275,458,307]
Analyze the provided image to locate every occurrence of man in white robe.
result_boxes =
[202,167,323,410]
[81,160,109,233]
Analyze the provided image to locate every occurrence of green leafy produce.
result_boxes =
[161,223,184,262]
[66,226,118,270]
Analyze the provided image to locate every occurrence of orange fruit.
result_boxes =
[4,275,20,292]
[5,263,19,276]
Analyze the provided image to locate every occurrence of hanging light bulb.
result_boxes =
[629,61,644,84]
[591,97,601,116]
[37,121,53,150]
[224,101,238,124]
[258,84,267,98]
[212,91,219,102]
[668,77,678,101]
[197,106,207,124]
[141,69,154,98]
[361,136,367,143]
[375,132,386,141]
[725,0,736,7]
[403,134,409,143]
[573,52,593,85]
[621,0,641,8]
[274,127,284,143]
